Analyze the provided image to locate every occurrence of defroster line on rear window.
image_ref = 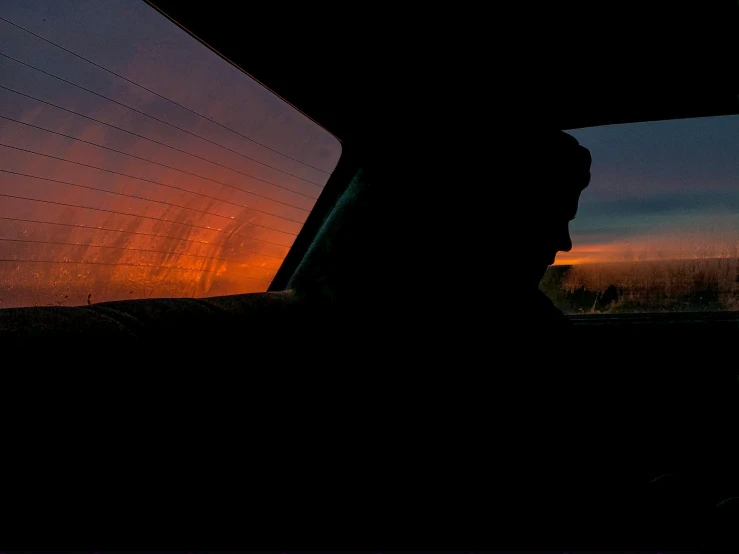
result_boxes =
[0,143,307,224]
[0,115,319,201]
[0,16,334,177]
[0,257,273,282]
[0,85,318,207]
[0,216,287,262]
[0,237,279,276]
[0,192,296,249]
[0,166,301,237]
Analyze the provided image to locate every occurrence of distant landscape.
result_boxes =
[541,257,739,314]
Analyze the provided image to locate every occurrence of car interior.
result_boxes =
[1,1,738,550]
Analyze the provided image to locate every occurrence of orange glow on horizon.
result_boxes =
[553,243,627,265]
[553,236,739,266]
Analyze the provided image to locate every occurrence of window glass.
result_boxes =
[541,116,739,314]
[0,0,341,308]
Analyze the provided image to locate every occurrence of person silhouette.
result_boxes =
[503,128,592,338]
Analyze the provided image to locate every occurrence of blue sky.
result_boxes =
[565,115,739,263]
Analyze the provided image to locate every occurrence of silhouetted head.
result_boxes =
[512,130,591,288]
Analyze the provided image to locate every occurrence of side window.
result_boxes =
[0,0,340,308]
[542,116,739,314]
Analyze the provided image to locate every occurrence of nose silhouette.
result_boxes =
[557,223,573,253]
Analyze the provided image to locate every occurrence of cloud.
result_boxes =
[578,191,739,219]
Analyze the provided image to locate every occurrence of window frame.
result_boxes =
[268,144,359,291]
[556,118,739,322]
[141,0,360,295]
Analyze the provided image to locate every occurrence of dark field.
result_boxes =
[541,257,739,314]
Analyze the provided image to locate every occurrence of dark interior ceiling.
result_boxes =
[144,1,739,142]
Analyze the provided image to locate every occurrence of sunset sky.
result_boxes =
[0,0,341,308]
[1,1,738,308]
[564,116,739,264]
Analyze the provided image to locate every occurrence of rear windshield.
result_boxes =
[0,0,341,308]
